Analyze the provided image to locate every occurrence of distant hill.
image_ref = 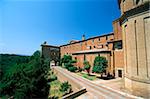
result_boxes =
[0,54,30,73]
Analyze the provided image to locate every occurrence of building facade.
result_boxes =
[60,25,124,77]
[41,42,60,66]
[118,0,150,97]
[41,0,149,97]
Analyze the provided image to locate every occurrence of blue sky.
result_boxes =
[0,0,120,55]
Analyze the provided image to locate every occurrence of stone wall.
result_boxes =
[119,0,150,97]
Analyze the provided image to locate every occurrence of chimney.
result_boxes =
[82,34,85,40]
[43,41,47,45]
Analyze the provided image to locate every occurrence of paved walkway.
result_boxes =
[53,67,142,99]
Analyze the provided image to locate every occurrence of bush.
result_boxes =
[83,61,91,74]
[61,55,77,72]
[68,66,77,72]
[84,64,91,70]
[61,55,72,64]
[50,75,57,81]
[59,81,72,95]
[64,62,72,70]
[78,67,84,72]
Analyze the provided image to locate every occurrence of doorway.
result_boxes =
[118,70,122,77]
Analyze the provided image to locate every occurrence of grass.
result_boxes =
[77,72,97,81]
[49,80,65,98]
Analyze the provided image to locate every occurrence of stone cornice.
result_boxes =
[119,2,150,24]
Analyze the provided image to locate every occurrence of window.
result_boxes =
[118,70,122,77]
[99,38,101,41]
[89,46,92,50]
[75,57,77,60]
[106,44,108,47]
[106,36,108,40]
[114,41,122,49]
[93,46,96,48]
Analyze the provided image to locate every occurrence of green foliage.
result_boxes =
[68,66,77,72]
[59,81,72,94]
[92,56,108,74]
[84,61,91,70]
[49,80,71,99]
[50,74,57,82]
[0,51,50,98]
[78,72,97,81]
[83,61,91,74]
[61,55,77,72]
[78,67,84,72]
[70,60,77,63]
[0,54,30,80]
[61,55,72,64]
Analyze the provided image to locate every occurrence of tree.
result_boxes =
[62,55,72,64]
[0,54,30,76]
[83,61,91,75]
[0,51,50,98]
[92,56,108,77]
[61,55,77,72]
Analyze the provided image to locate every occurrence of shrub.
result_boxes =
[61,55,72,64]
[83,61,91,75]
[60,81,72,95]
[78,67,84,72]
[61,55,77,72]
[50,75,57,81]
[68,66,77,72]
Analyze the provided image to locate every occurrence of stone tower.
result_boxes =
[118,0,150,98]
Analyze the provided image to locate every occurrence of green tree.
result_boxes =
[62,55,72,64]
[0,54,30,78]
[0,51,50,98]
[92,56,108,77]
[61,55,77,72]
[83,61,91,75]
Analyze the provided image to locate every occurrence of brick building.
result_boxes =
[117,0,150,97]
[60,21,124,77]
[41,0,149,97]
[41,42,60,66]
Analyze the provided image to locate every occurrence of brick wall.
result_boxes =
[119,0,149,14]
[60,33,119,75]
